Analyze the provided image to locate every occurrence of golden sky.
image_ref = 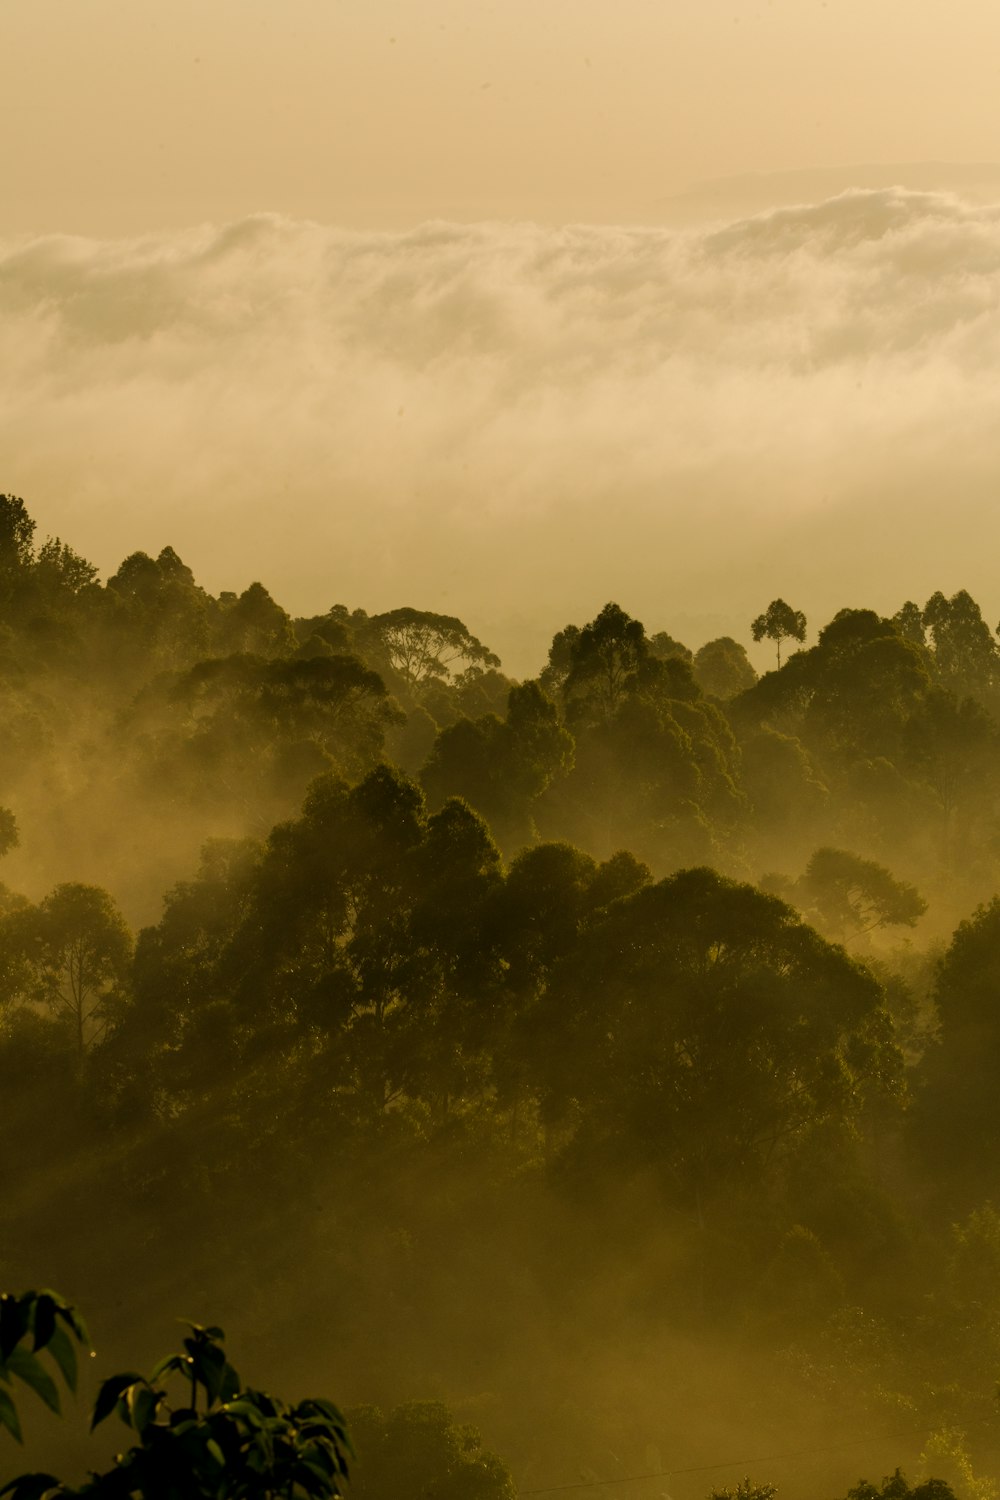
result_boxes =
[5,2,1000,671]
[6,0,1000,233]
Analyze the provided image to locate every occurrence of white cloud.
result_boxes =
[2,189,1000,673]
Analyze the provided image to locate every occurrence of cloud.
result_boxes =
[2,188,1000,673]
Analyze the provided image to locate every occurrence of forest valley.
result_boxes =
[4,494,1000,1498]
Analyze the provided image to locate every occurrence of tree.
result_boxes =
[844,1472,956,1500]
[751,599,807,669]
[218,582,296,658]
[346,1402,514,1500]
[563,602,648,721]
[693,637,758,700]
[368,608,500,692]
[911,898,1000,1198]
[420,681,573,848]
[0,496,35,570]
[0,808,18,860]
[32,539,99,599]
[796,847,927,943]
[0,496,36,615]
[532,867,901,1201]
[31,885,132,1057]
[922,590,998,700]
[709,1483,777,1500]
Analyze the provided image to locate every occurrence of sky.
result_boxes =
[4,1,1000,672]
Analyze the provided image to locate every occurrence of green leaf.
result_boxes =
[219,1360,241,1403]
[0,1297,28,1362]
[44,1327,77,1395]
[29,1297,55,1354]
[6,1349,60,1415]
[91,1372,143,1431]
[148,1354,186,1383]
[0,1475,61,1500]
[53,1303,89,1349]
[191,1340,227,1404]
[220,1397,267,1428]
[126,1382,160,1434]
[0,1385,23,1443]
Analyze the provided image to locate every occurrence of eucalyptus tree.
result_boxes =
[751,598,807,669]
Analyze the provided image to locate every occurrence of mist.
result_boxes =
[4,187,1000,673]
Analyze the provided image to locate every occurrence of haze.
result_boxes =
[4,0,1000,670]
[9,7,1000,1495]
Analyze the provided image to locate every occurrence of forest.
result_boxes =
[4,491,1000,1498]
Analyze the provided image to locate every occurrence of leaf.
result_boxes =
[0,1385,23,1443]
[191,1340,227,1404]
[218,1360,241,1403]
[29,1297,55,1355]
[0,1475,61,1500]
[0,1296,28,1361]
[91,1372,143,1431]
[219,1397,267,1428]
[6,1349,61,1415]
[53,1303,89,1349]
[148,1354,187,1383]
[126,1382,160,1434]
[44,1327,77,1394]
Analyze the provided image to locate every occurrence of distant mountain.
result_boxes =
[658,162,1000,222]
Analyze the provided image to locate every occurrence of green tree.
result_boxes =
[347,1402,514,1500]
[217,581,297,658]
[693,636,757,699]
[31,885,132,1057]
[844,1471,956,1500]
[796,847,927,943]
[922,590,998,700]
[420,681,573,848]
[911,898,1000,1199]
[368,608,500,693]
[751,598,807,669]
[0,495,36,613]
[563,602,648,722]
[709,1482,777,1500]
[533,867,901,1201]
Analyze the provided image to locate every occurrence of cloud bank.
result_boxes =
[2,188,1000,672]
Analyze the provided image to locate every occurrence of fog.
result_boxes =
[4,187,1000,673]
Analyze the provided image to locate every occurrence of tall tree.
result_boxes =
[751,598,807,669]
[562,602,648,723]
[32,884,132,1056]
[368,608,500,693]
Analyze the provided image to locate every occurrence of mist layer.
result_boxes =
[2,188,999,671]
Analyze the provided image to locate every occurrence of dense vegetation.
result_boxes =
[4,492,1000,1497]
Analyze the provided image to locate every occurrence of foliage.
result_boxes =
[750,598,807,668]
[2,1316,352,1500]
[31,885,133,1055]
[845,1472,956,1500]
[346,1402,514,1500]
[796,848,927,942]
[693,636,758,699]
[368,608,500,691]
[708,1482,777,1500]
[0,1290,89,1445]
